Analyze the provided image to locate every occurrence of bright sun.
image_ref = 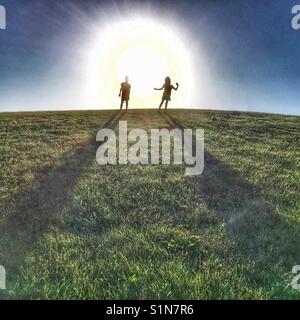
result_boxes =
[83,18,195,108]
[116,44,170,97]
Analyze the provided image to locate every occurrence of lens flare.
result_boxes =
[83,18,195,108]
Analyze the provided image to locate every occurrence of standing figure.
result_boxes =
[119,76,131,110]
[154,77,179,110]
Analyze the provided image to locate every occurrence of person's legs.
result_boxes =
[159,100,164,109]
[120,100,124,110]
[126,100,129,110]
[165,100,169,110]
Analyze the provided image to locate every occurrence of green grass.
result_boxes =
[0,109,299,299]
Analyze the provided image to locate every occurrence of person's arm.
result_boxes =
[119,84,122,97]
[154,84,164,91]
[172,83,179,91]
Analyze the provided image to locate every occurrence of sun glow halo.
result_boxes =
[83,18,194,108]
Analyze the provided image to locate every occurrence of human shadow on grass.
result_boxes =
[160,111,300,294]
[0,110,126,269]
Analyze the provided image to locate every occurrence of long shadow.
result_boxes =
[0,110,126,268]
[160,111,300,290]
[160,110,262,219]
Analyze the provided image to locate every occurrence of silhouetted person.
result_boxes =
[154,77,179,110]
[119,76,131,110]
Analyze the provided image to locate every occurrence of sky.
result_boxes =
[0,0,299,115]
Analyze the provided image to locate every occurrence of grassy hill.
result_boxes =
[0,109,299,299]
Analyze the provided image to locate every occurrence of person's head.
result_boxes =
[165,77,171,85]
[125,76,129,82]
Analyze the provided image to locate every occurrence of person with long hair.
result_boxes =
[154,77,179,110]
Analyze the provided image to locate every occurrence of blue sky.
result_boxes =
[0,0,299,115]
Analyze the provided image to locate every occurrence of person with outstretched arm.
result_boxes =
[154,77,179,110]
